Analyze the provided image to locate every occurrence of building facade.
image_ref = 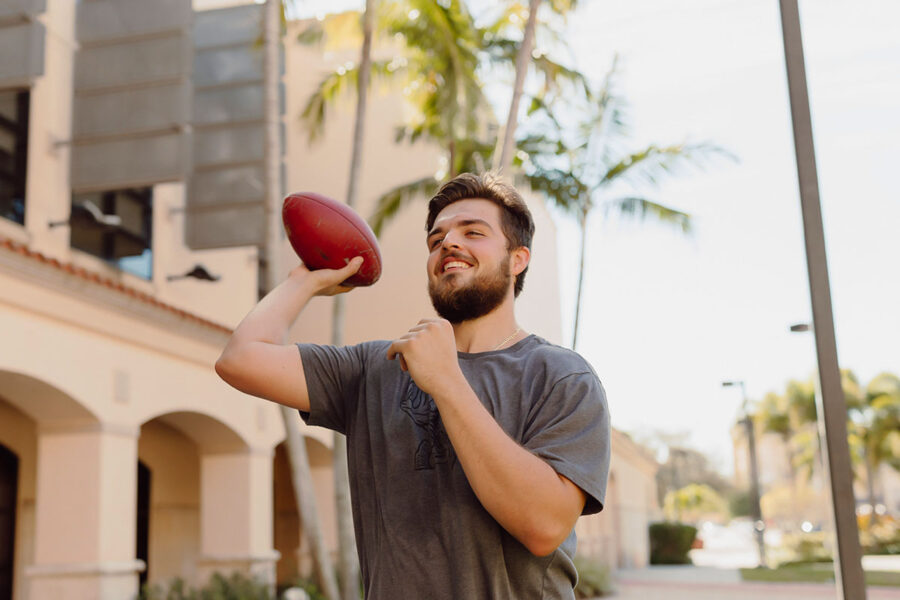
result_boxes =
[0,2,657,599]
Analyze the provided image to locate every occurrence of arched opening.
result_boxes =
[0,444,18,600]
[137,411,249,589]
[0,379,53,600]
[273,437,335,588]
[0,370,97,425]
[136,460,151,591]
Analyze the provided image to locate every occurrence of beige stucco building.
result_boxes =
[0,2,657,599]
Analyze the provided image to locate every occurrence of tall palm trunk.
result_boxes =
[448,138,459,178]
[863,446,878,523]
[331,2,375,598]
[493,0,540,174]
[783,433,800,530]
[280,407,341,600]
[571,208,588,350]
[265,2,338,598]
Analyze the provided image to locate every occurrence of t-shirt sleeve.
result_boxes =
[296,342,369,434]
[522,371,610,515]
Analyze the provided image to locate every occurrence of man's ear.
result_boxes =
[511,246,530,277]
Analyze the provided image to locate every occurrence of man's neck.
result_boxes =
[451,299,522,353]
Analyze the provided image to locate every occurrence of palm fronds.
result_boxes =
[369,175,440,237]
[606,196,692,234]
[301,59,397,142]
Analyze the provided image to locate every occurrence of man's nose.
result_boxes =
[441,230,463,249]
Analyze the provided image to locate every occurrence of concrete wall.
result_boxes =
[577,430,659,570]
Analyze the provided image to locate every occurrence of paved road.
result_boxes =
[609,566,900,600]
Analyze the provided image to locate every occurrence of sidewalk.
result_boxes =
[608,565,900,600]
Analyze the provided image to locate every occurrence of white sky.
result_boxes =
[270,0,900,473]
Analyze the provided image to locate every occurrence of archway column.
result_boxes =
[197,448,278,586]
[27,422,141,599]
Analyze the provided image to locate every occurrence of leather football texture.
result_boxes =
[282,192,382,287]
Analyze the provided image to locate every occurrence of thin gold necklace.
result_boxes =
[492,327,521,351]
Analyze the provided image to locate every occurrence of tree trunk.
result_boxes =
[492,0,541,174]
[331,2,375,598]
[280,406,341,600]
[266,2,338,598]
[448,138,458,178]
[783,433,799,530]
[864,446,878,524]
[571,210,588,350]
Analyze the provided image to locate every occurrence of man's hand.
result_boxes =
[386,318,463,396]
[215,256,363,412]
[290,257,363,296]
[387,318,587,557]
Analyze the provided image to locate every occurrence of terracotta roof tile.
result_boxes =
[0,237,233,334]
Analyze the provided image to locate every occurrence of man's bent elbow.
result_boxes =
[521,523,572,557]
[214,348,240,386]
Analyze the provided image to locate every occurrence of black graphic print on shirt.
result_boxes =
[400,381,456,470]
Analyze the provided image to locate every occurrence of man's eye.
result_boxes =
[429,238,443,249]
[467,231,483,237]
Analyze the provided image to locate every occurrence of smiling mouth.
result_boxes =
[442,261,472,273]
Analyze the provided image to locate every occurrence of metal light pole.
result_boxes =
[778,1,866,596]
[722,380,766,568]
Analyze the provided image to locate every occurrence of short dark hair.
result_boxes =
[426,172,535,297]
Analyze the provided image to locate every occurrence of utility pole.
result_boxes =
[778,1,866,597]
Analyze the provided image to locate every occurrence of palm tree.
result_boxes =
[492,0,580,174]
[850,372,900,518]
[267,2,339,598]
[298,1,589,237]
[757,393,798,480]
[518,60,733,348]
[775,371,900,520]
[298,1,489,235]
[782,378,819,482]
[328,3,375,598]
[755,391,804,528]
[493,0,541,174]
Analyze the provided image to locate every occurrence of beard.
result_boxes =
[428,255,512,323]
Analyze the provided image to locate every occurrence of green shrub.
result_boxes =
[777,531,831,566]
[728,490,752,518]
[649,522,697,565]
[573,556,613,598]
[859,516,900,555]
[141,572,274,600]
[285,578,327,600]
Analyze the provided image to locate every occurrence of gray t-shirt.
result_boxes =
[298,334,610,600]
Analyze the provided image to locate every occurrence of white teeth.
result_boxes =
[443,261,471,272]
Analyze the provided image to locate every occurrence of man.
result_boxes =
[216,173,610,599]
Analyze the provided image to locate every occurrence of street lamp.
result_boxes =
[722,380,767,568]
[779,0,866,594]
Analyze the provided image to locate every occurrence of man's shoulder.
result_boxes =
[520,335,598,377]
[355,339,392,353]
[298,339,392,367]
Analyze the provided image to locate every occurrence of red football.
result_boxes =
[282,192,382,287]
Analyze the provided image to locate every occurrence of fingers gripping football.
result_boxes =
[289,256,364,296]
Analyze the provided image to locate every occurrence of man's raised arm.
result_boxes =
[215,258,363,411]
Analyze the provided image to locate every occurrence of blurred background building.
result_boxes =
[731,416,900,532]
[0,1,658,598]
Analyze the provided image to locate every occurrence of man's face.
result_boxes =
[426,199,515,323]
